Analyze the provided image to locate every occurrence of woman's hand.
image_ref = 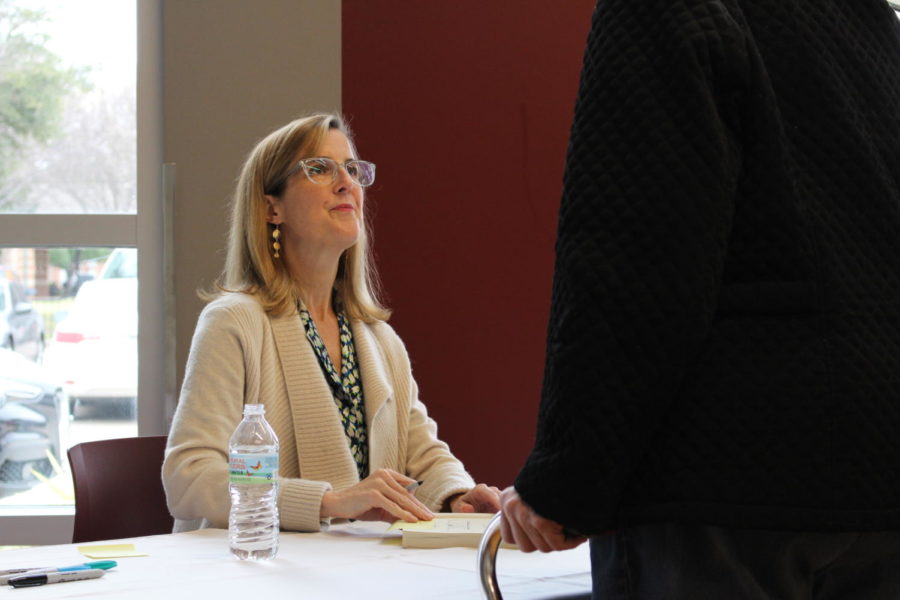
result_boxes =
[447,483,502,513]
[320,468,435,523]
[499,486,587,553]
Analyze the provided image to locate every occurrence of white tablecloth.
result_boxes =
[1,522,592,599]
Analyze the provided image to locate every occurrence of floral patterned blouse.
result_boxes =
[299,306,369,480]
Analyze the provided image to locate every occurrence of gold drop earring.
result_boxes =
[272,224,281,258]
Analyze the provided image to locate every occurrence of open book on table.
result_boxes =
[388,513,512,549]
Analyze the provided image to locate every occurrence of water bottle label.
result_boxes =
[229,453,279,484]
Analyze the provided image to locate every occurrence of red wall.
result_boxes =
[343,1,595,487]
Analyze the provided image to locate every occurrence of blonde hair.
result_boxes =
[210,113,390,322]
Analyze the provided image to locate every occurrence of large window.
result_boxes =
[0,0,136,215]
[0,246,137,510]
[0,0,164,544]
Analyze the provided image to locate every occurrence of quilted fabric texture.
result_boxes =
[516,0,900,534]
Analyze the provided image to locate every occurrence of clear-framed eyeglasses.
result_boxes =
[285,157,376,188]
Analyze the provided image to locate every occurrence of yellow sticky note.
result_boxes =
[78,543,148,558]
[387,519,437,532]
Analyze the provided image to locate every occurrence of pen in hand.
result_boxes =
[405,480,423,493]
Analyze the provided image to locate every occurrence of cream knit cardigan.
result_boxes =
[163,292,475,532]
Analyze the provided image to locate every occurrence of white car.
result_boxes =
[98,248,137,280]
[44,256,137,415]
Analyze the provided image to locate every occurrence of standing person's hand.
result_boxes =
[446,483,502,513]
[499,486,587,552]
[320,468,434,523]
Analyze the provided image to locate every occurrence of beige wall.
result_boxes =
[162,0,341,390]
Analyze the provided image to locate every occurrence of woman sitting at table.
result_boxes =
[163,113,500,532]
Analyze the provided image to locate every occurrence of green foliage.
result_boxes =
[48,247,111,270]
[0,0,88,208]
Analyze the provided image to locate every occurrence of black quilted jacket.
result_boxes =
[515,0,900,535]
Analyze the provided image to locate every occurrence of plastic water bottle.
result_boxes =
[228,403,279,560]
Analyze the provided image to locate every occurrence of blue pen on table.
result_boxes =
[8,568,106,588]
[0,560,117,585]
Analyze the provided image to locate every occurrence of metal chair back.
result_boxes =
[477,513,505,599]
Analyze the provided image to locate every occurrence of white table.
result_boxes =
[1,523,592,599]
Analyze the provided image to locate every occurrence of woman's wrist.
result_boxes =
[320,490,336,519]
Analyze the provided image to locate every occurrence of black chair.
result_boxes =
[68,435,173,543]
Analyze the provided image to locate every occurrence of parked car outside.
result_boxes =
[44,249,137,417]
[0,270,45,363]
[98,247,137,279]
[0,347,68,498]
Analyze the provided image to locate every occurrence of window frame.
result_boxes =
[0,0,167,545]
